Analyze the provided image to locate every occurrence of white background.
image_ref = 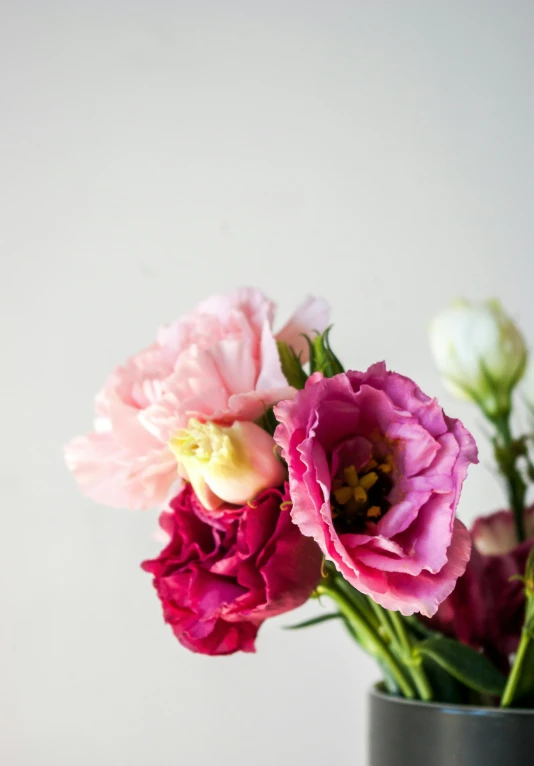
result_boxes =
[1,2,533,764]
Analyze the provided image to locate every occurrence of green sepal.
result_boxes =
[323,327,344,375]
[416,636,506,697]
[307,326,344,378]
[276,341,308,389]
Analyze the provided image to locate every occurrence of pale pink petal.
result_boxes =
[196,287,275,335]
[227,387,296,422]
[256,317,290,391]
[276,296,330,362]
[64,432,178,510]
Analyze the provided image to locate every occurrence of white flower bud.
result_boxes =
[429,299,527,417]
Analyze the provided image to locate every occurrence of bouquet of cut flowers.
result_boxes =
[65,289,534,708]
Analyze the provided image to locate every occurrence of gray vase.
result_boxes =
[369,686,534,766]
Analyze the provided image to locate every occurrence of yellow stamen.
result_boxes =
[353,486,368,505]
[343,465,359,488]
[359,471,379,491]
[363,458,378,472]
[367,505,381,519]
[280,501,292,511]
[334,486,354,505]
[247,500,258,509]
[320,556,328,578]
[378,460,392,475]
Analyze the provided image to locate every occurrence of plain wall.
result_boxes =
[1,2,533,764]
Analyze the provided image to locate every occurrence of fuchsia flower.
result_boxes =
[430,507,534,669]
[64,289,329,510]
[141,485,322,655]
[274,363,478,617]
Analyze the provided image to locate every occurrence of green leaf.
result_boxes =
[421,656,464,705]
[276,341,308,389]
[416,636,506,697]
[284,612,341,630]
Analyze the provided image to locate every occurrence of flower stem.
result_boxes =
[388,610,412,656]
[389,610,433,702]
[365,596,433,700]
[368,595,396,637]
[493,413,527,543]
[317,581,416,699]
[501,556,534,707]
[501,628,531,708]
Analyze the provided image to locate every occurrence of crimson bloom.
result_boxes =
[429,508,534,670]
[274,363,478,617]
[142,485,322,655]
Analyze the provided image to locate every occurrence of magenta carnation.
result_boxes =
[274,363,478,617]
[141,485,322,655]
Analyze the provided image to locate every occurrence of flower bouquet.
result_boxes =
[65,290,534,764]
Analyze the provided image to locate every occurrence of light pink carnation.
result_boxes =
[274,363,478,617]
[65,289,329,510]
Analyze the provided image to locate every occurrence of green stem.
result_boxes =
[389,611,433,702]
[493,413,526,542]
[366,598,433,701]
[317,581,416,699]
[501,564,534,707]
[368,595,395,638]
[501,627,532,707]
[336,576,381,631]
[389,610,412,656]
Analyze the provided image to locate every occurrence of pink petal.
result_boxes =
[276,296,330,362]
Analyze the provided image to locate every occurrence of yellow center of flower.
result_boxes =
[169,419,242,473]
[331,455,394,532]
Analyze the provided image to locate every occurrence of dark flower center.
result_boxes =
[330,455,394,534]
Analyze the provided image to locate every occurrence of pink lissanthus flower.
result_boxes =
[64,288,329,510]
[274,363,478,617]
[141,485,323,655]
